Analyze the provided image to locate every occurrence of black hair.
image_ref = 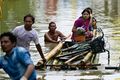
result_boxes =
[85,7,92,14]
[49,22,56,27]
[92,17,97,22]
[0,32,17,44]
[23,14,35,23]
[81,9,90,15]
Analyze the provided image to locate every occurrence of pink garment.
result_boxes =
[71,17,90,41]
[74,17,90,31]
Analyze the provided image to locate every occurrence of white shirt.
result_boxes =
[12,25,39,50]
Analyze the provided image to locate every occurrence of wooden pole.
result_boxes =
[37,42,63,64]
[81,51,93,63]
[65,51,88,64]
[45,42,63,60]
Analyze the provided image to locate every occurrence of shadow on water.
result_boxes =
[0,0,120,79]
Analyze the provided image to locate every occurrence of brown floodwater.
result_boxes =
[0,0,120,79]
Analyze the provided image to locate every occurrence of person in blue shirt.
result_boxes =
[0,32,36,80]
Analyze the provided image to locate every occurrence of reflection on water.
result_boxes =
[45,0,58,22]
[36,70,120,80]
[0,0,3,20]
[0,0,34,33]
[0,0,120,79]
[110,0,118,18]
[44,42,58,53]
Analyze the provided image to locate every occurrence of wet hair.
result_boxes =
[49,22,56,27]
[81,9,90,15]
[0,32,17,44]
[85,7,92,14]
[23,14,35,23]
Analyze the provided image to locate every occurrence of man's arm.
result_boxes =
[58,31,67,41]
[36,44,46,63]
[21,64,35,80]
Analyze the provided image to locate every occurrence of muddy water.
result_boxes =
[0,0,120,79]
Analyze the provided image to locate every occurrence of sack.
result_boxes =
[90,36,105,53]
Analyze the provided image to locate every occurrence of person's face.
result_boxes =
[92,19,96,26]
[49,23,56,31]
[82,11,90,20]
[0,36,15,54]
[24,17,33,30]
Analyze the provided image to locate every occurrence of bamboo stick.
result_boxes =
[81,51,93,63]
[65,55,80,64]
[35,63,101,70]
[45,42,63,60]
[37,42,63,64]
[43,64,101,67]
[65,51,88,64]
[52,50,62,64]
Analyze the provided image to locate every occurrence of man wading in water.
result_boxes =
[12,14,46,64]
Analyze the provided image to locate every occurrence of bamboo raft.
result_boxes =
[35,28,110,70]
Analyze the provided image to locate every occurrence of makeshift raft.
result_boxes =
[36,28,110,70]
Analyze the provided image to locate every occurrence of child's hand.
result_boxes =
[90,14,92,17]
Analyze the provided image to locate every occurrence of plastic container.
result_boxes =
[74,35,85,42]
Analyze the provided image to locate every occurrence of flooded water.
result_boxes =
[0,0,120,80]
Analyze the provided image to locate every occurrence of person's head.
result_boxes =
[85,7,92,14]
[0,32,17,54]
[81,9,90,20]
[92,17,97,28]
[23,14,35,30]
[48,22,57,31]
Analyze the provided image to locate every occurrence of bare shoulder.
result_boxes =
[45,32,49,35]
[56,30,62,34]
[56,30,65,37]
